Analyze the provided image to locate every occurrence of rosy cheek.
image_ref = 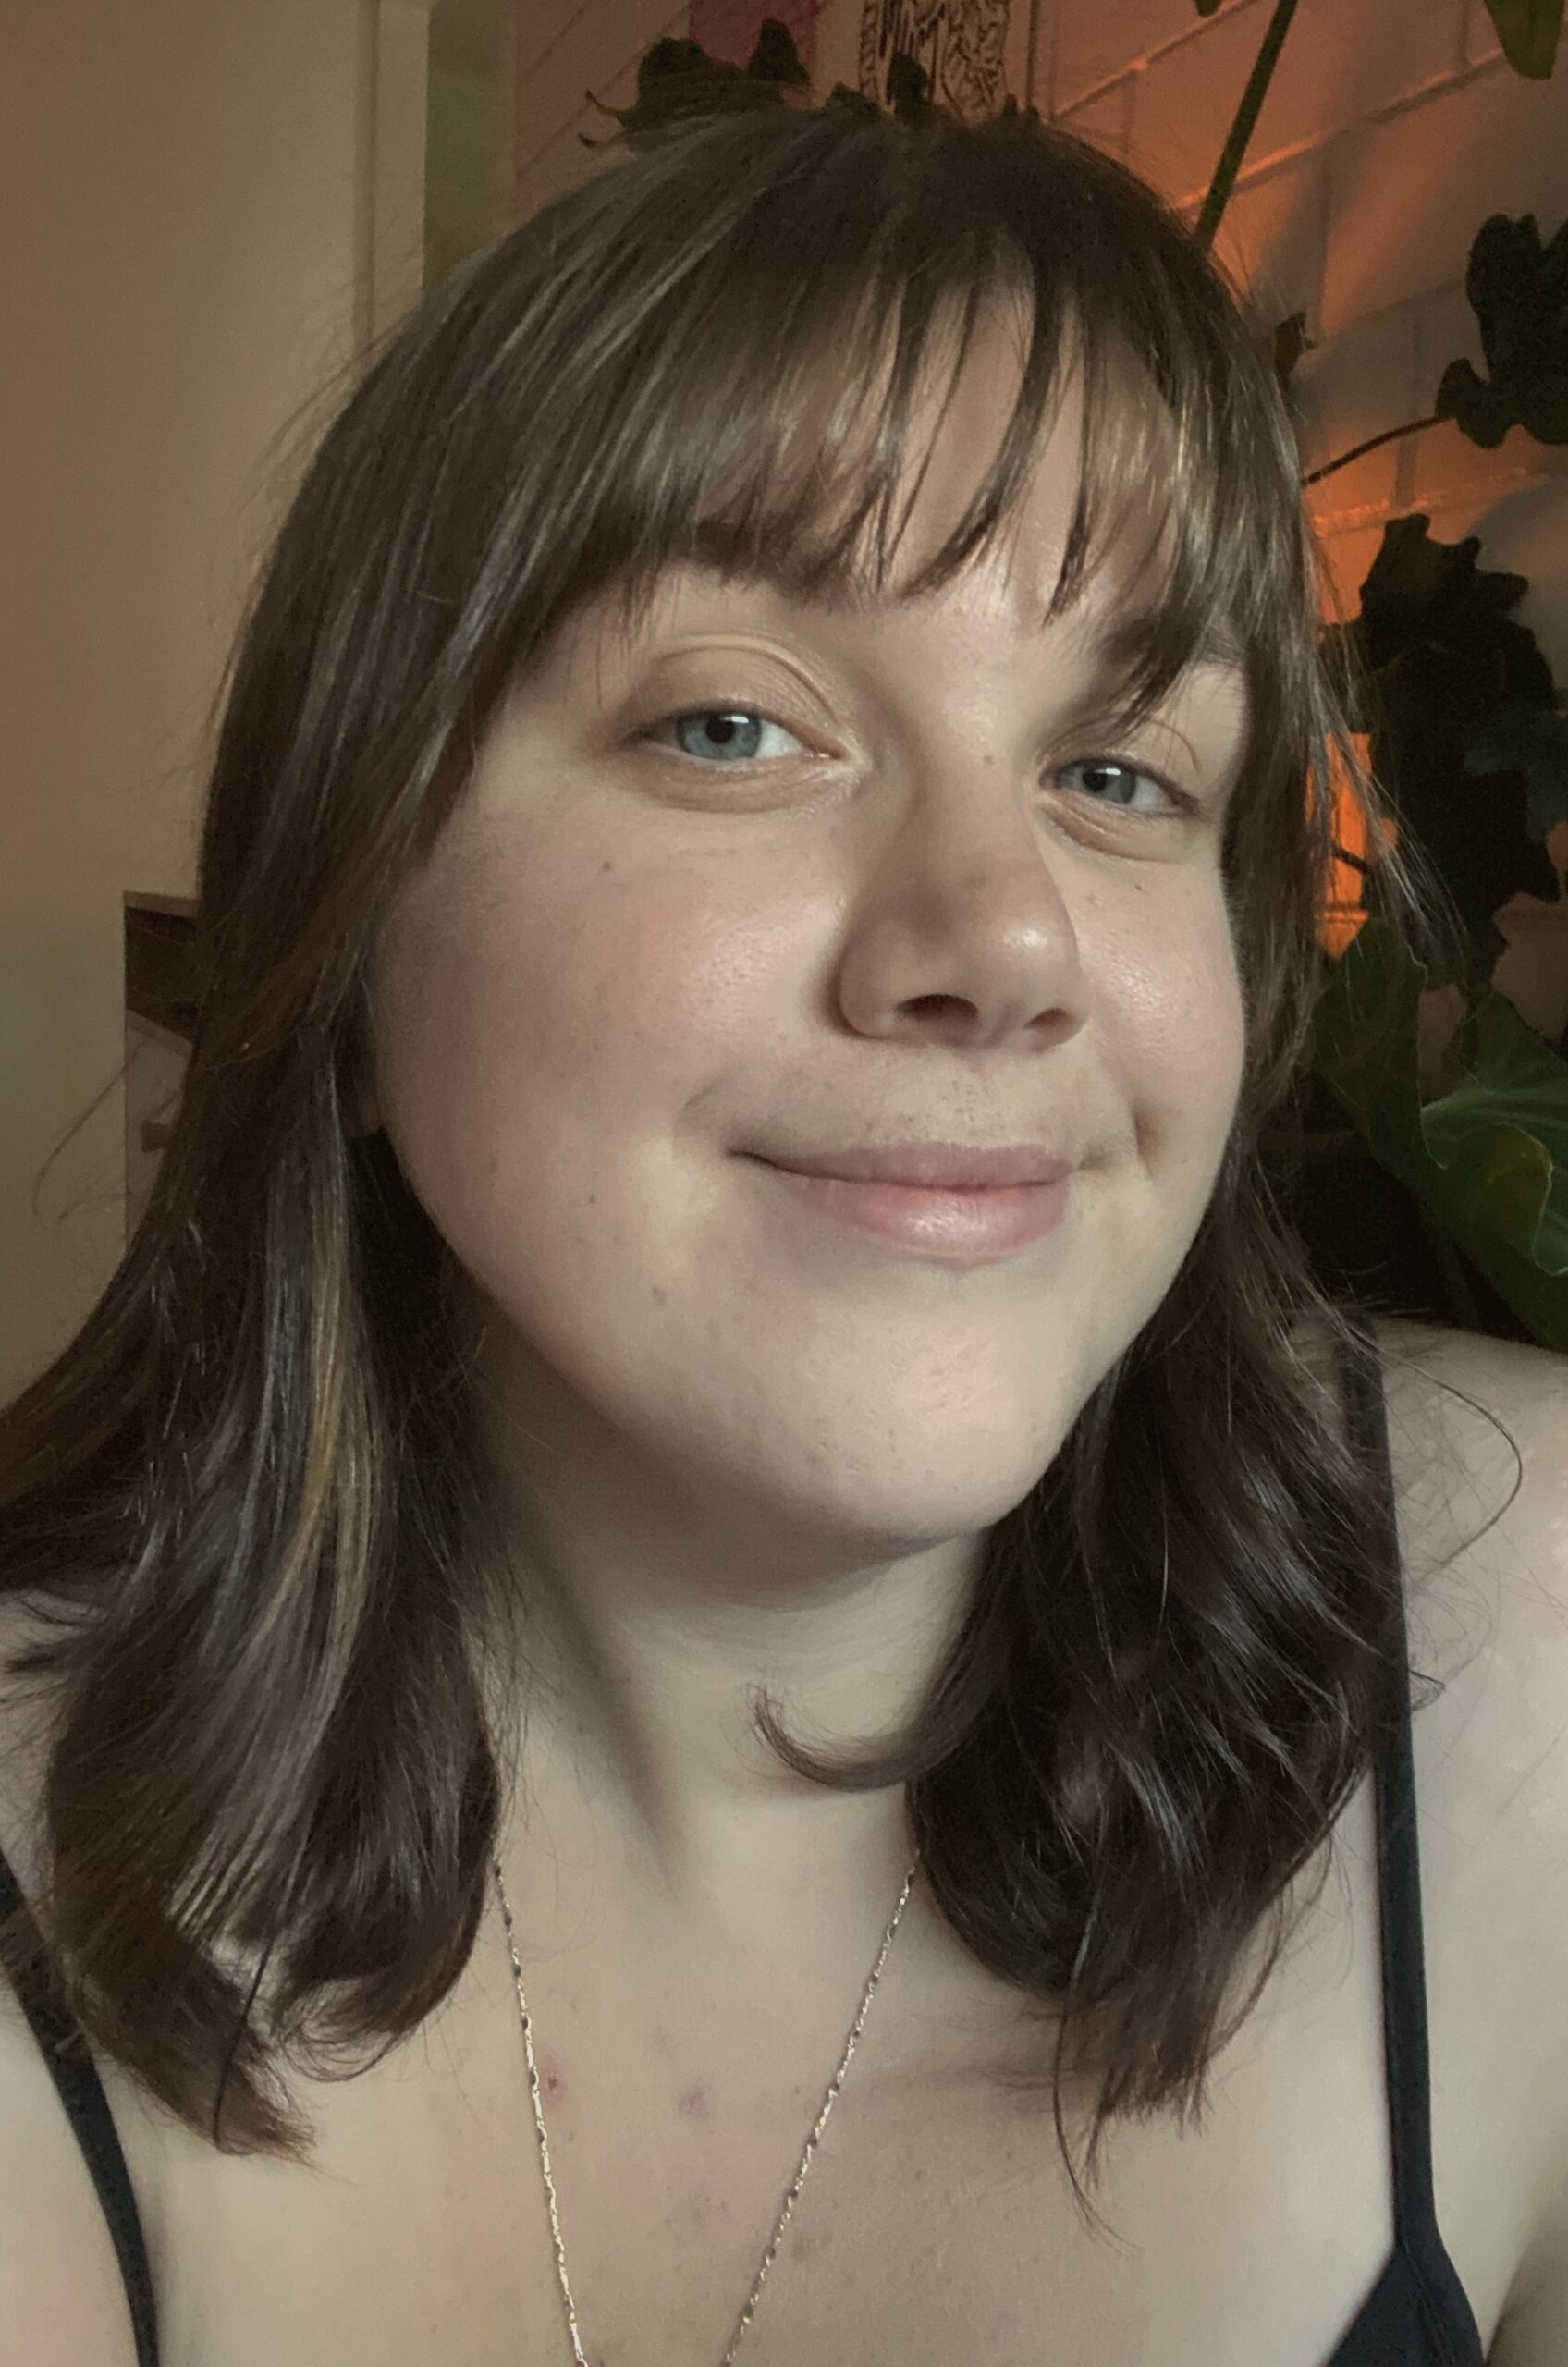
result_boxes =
[1111,916,1243,1114]
[553,873,778,1076]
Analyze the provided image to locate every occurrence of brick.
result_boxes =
[1297,301,1424,526]
[1125,3,1266,210]
[1057,75,1134,165]
[1321,63,1568,335]
[1050,0,1207,118]
[1209,148,1329,337]
[1131,0,1467,213]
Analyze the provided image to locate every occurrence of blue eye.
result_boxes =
[650,707,808,764]
[1056,758,1192,817]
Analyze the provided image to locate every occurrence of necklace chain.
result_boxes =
[491,1846,920,2367]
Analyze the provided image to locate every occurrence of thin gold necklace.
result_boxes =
[491,1846,921,2366]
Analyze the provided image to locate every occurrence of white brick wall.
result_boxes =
[1035,1,1568,595]
[1208,148,1329,334]
[1052,0,1197,118]
[1320,62,1568,333]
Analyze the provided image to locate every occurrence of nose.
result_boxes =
[831,785,1091,1052]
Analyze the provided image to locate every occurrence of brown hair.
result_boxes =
[1,99,1465,2222]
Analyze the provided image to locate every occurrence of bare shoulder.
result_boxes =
[1369,1317,1568,2362]
[0,1595,141,2367]
[1369,1312,1568,1865]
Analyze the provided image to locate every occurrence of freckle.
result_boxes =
[677,2080,711,2120]
[541,2066,566,2100]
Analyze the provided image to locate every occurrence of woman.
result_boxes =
[2,96,1566,2367]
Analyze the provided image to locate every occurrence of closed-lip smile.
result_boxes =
[750,1142,1073,1190]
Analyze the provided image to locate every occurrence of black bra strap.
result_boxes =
[0,1847,160,2365]
[1338,1310,1439,2253]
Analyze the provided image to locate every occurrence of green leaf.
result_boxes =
[887,48,955,125]
[747,19,811,85]
[581,34,790,150]
[1272,311,1311,389]
[1321,516,1563,972]
[1479,0,1563,76]
[1310,919,1568,1347]
[1465,699,1568,840]
[1435,215,1568,448]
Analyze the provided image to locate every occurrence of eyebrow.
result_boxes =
[1096,607,1247,681]
[655,535,1246,679]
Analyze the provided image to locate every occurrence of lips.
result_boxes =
[751,1142,1073,1190]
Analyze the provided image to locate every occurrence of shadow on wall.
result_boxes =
[426,0,499,290]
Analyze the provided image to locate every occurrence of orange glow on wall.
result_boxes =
[1320,733,1396,957]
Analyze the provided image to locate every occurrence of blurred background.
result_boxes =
[3,0,1566,1405]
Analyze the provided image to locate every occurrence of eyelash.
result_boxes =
[635,705,1200,820]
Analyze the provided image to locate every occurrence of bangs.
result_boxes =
[534,115,1292,734]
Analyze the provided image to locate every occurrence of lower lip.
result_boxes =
[754,1162,1072,1259]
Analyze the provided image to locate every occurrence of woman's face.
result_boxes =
[363,333,1250,1581]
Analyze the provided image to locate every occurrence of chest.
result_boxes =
[106,1756,1529,2367]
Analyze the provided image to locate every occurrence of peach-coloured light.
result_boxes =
[1319,734,1394,957]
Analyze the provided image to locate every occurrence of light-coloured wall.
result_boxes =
[427,0,502,288]
[0,0,433,1404]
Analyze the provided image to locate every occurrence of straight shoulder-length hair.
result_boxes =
[1,96,1466,2219]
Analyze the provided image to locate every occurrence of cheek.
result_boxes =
[1103,889,1247,1140]
[499,856,780,1134]
[365,838,773,1236]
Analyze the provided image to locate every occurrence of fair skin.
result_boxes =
[361,324,1251,1957]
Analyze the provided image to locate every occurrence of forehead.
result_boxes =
[594,337,1245,678]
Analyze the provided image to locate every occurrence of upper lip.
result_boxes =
[753,1141,1073,1189]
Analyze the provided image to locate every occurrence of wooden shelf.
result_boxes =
[124,891,200,1043]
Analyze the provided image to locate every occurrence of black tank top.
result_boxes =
[0,1318,1489,2364]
